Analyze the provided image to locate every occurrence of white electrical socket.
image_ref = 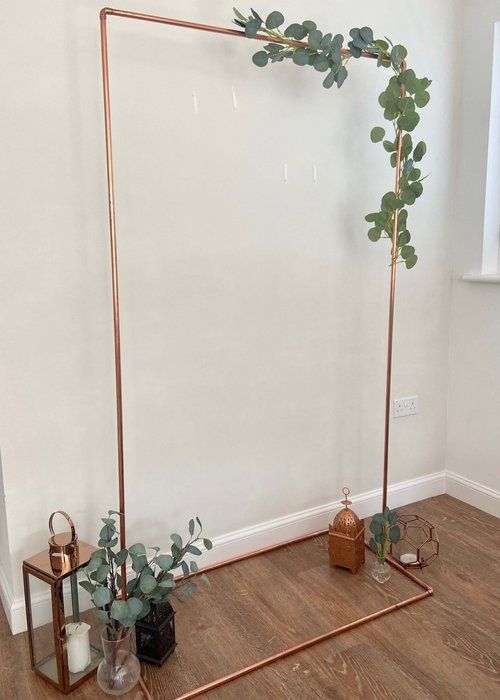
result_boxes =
[393,396,418,418]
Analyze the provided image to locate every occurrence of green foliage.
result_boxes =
[79,510,212,638]
[233,8,431,270]
[368,507,401,563]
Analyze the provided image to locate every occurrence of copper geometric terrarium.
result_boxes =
[390,514,439,568]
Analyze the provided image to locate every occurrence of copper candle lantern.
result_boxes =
[22,512,104,694]
[329,488,365,574]
[390,514,439,568]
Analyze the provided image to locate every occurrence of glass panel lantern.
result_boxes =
[22,511,104,694]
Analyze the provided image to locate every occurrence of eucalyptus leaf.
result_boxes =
[370,127,385,143]
[359,26,373,44]
[336,66,348,88]
[137,600,151,620]
[308,29,323,50]
[245,18,261,38]
[266,11,284,29]
[171,533,183,550]
[390,44,407,67]
[369,519,383,535]
[401,245,415,259]
[413,141,427,162]
[129,543,146,556]
[127,597,144,617]
[313,54,330,72]
[139,573,157,595]
[93,586,111,608]
[322,70,336,89]
[156,554,174,570]
[389,525,401,543]
[187,545,202,556]
[79,580,96,594]
[398,230,411,246]
[284,23,307,40]
[131,554,148,574]
[115,548,128,567]
[252,51,269,67]
[110,599,128,623]
[397,110,420,132]
[96,610,110,624]
[95,564,110,583]
[301,20,317,32]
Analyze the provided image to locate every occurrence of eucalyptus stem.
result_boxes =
[234,8,430,270]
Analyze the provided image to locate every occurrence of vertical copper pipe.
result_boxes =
[382,61,407,511]
[100,11,127,591]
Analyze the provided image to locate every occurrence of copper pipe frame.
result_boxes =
[173,532,432,700]
[99,8,416,699]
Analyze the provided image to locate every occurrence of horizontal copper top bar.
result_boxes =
[100,7,378,60]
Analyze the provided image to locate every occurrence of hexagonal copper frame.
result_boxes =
[390,514,439,568]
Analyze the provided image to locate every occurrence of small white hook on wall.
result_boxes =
[283,163,288,184]
[312,164,318,184]
[192,90,199,114]
[232,86,238,109]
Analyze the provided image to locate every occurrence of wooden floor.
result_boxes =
[1,495,499,699]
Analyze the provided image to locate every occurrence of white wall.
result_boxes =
[446,0,500,509]
[0,0,459,628]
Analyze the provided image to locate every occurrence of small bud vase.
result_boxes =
[97,627,141,696]
[371,559,391,583]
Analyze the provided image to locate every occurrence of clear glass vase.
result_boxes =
[97,628,141,696]
[371,559,391,583]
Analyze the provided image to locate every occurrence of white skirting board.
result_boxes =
[3,472,498,634]
[4,469,499,634]
[445,470,500,518]
[2,470,446,635]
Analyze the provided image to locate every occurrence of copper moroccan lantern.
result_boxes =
[22,512,104,694]
[329,488,365,574]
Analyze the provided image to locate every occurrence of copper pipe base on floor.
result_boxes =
[169,530,432,700]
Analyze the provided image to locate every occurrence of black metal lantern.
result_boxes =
[135,600,176,666]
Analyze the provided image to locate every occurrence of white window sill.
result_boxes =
[462,272,500,284]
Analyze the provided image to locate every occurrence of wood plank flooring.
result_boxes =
[1,495,498,699]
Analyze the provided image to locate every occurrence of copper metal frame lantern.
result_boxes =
[22,512,104,694]
[329,488,365,574]
[390,514,439,568]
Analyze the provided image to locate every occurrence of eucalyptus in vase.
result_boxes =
[80,511,211,695]
[369,507,400,583]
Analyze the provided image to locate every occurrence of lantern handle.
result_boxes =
[49,511,77,543]
[341,487,352,508]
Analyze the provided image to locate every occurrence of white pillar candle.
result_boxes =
[66,622,91,674]
[400,552,418,565]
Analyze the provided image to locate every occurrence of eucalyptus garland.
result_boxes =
[233,8,431,269]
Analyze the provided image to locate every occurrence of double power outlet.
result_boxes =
[393,395,419,418]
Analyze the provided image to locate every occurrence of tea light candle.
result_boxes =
[66,622,91,674]
[400,552,418,565]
